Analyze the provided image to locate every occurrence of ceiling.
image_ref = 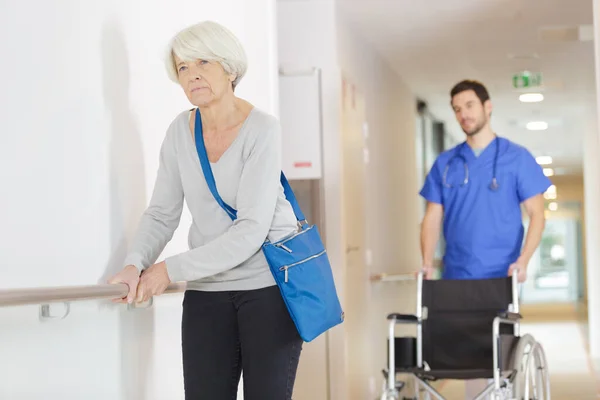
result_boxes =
[338,0,596,176]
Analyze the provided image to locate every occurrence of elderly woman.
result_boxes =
[108,21,303,399]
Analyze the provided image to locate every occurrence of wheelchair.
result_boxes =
[380,271,550,400]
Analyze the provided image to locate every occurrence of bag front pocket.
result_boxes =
[279,250,327,283]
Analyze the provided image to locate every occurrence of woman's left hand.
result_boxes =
[135,261,172,303]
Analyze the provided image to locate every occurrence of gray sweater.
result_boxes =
[124,107,298,291]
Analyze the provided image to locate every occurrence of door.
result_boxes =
[341,77,370,399]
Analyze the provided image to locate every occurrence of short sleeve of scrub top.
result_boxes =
[420,158,444,204]
[516,149,552,202]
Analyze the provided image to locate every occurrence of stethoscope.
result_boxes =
[442,136,500,191]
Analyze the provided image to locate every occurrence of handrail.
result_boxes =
[0,282,186,308]
[370,273,416,282]
[371,260,443,283]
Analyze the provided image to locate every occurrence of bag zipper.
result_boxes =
[279,250,327,283]
[275,243,293,252]
[273,227,313,253]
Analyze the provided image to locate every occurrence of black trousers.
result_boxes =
[181,285,303,400]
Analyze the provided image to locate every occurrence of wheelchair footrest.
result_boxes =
[399,368,495,381]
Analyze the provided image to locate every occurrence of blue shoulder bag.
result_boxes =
[193,109,344,342]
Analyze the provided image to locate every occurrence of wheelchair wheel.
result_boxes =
[510,334,551,400]
[531,342,551,399]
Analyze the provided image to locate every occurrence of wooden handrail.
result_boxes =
[370,273,416,282]
[0,282,186,308]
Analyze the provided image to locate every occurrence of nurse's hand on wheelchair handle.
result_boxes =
[417,265,435,280]
[508,260,528,283]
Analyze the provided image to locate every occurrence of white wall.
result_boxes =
[0,1,277,398]
[586,0,600,360]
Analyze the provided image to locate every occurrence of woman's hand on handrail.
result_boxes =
[108,265,140,304]
[135,261,171,303]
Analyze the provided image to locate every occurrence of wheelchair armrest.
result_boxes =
[497,311,522,321]
[387,313,418,323]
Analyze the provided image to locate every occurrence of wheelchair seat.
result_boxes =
[381,274,550,400]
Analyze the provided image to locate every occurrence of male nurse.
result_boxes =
[420,79,551,282]
[418,80,551,398]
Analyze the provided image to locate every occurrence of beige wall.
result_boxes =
[336,13,421,399]
[549,175,587,301]
[551,175,584,202]
[336,22,421,279]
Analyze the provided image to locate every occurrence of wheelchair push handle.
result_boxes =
[421,267,434,280]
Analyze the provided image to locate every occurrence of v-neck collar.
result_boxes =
[184,107,256,166]
[460,136,500,163]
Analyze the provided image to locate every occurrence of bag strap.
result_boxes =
[279,171,307,227]
[193,108,308,228]
[194,109,237,220]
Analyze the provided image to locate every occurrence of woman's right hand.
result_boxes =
[108,265,140,303]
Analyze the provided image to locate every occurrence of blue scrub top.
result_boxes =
[420,137,551,280]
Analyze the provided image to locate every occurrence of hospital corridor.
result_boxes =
[2,0,600,399]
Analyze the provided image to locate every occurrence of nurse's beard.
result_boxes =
[463,118,486,137]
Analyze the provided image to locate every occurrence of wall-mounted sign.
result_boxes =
[279,69,323,180]
[513,71,543,89]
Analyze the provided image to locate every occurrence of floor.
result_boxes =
[428,303,600,399]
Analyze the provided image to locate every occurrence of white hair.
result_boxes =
[165,21,248,89]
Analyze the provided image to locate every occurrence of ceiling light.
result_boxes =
[536,156,553,165]
[527,121,548,130]
[543,168,554,176]
[548,202,558,211]
[520,93,544,103]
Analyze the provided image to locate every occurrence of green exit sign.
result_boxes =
[513,71,543,89]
